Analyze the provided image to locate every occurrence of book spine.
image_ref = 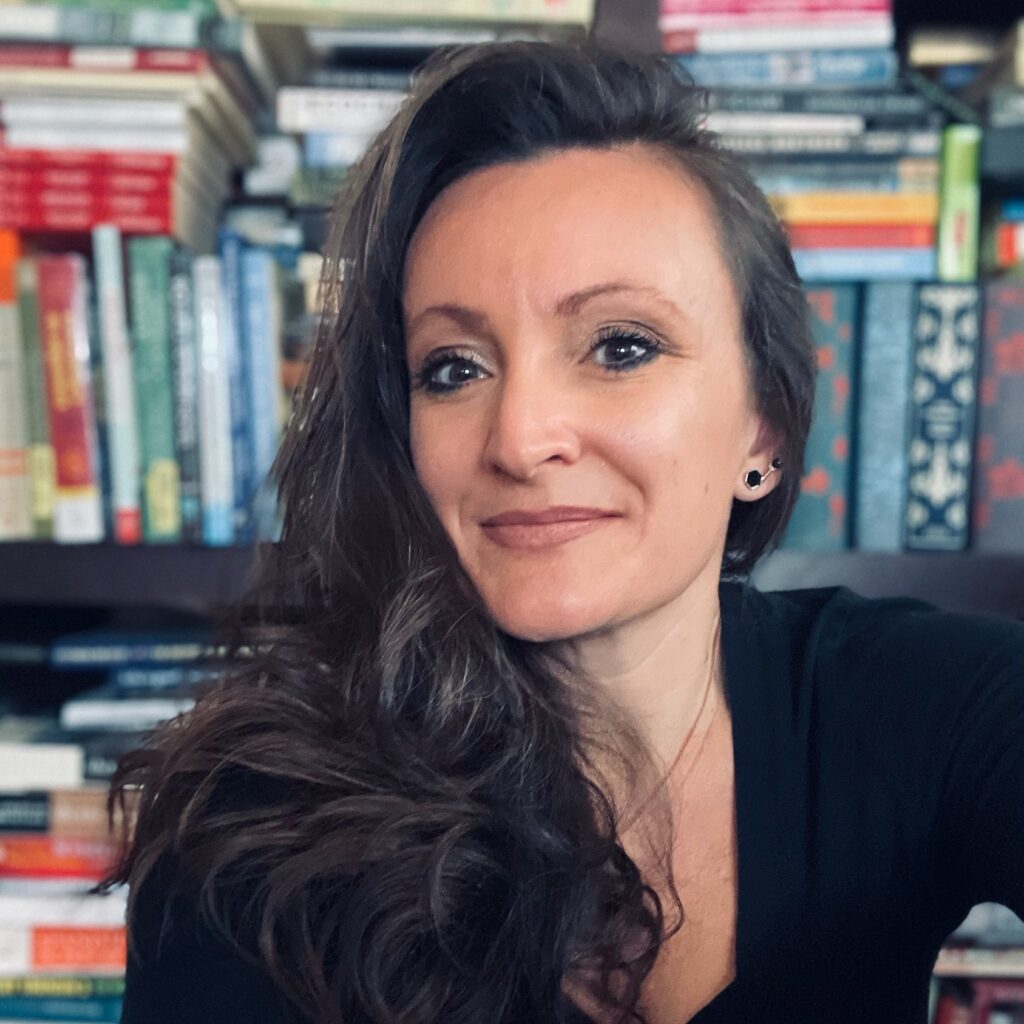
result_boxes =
[721,128,940,157]
[0,165,174,193]
[15,258,54,538]
[35,254,103,543]
[240,247,283,541]
[0,228,31,539]
[0,148,178,174]
[0,123,189,154]
[659,0,890,11]
[0,924,125,974]
[0,834,121,880]
[91,224,141,544]
[936,123,982,282]
[0,187,175,217]
[674,47,898,88]
[127,236,180,542]
[904,283,982,551]
[972,282,1024,553]
[276,86,405,135]
[229,0,593,23]
[302,131,373,168]
[0,5,218,50]
[0,94,186,127]
[168,247,201,543]
[781,284,859,550]
[84,264,112,539]
[786,223,936,248]
[0,42,208,73]
[768,191,939,224]
[0,974,124,998]
[191,255,234,545]
[704,87,932,121]
[0,993,122,1021]
[308,66,414,90]
[854,282,915,551]
[216,228,252,544]
[792,246,936,281]
[661,6,891,29]
[707,111,866,135]
[663,18,894,53]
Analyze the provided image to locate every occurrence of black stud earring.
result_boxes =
[745,457,782,491]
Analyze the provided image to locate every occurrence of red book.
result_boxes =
[0,146,179,175]
[0,834,121,879]
[0,44,208,73]
[0,165,174,194]
[659,0,889,12]
[660,6,890,27]
[0,186,173,215]
[785,223,936,248]
[35,253,103,542]
[31,926,126,972]
[0,205,177,236]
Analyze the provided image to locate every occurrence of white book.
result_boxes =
[192,255,235,546]
[704,112,866,136]
[0,95,188,128]
[92,225,142,545]
[276,86,405,136]
[672,18,894,52]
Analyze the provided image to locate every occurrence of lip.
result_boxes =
[480,507,619,551]
[481,506,617,526]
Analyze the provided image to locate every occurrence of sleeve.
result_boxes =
[120,851,302,1024]
[938,617,1024,916]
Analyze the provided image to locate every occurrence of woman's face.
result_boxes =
[402,143,775,642]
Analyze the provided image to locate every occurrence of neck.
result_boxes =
[550,562,726,772]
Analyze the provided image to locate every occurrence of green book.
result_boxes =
[127,236,181,543]
[15,258,54,539]
[936,123,982,282]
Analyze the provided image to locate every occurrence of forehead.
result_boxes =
[401,144,735,318]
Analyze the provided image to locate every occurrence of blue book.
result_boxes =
[854,282,916,551]
[240,247,284,541]
[674,48,898,89]
[904,283,982,551]
[1001,199,1024,221]
[216,227,254,545]
[50,626,214,670]
[793,247,937,282]
[781,284,860,550]
[0,996,121,1022]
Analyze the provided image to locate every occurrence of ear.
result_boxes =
[734,416,785,503]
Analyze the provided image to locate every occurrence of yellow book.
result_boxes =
[768,191,940,226]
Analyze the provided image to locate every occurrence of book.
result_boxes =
[673,47,899,88]
[663,18,894,54]
[792,246,936,280]
[91,225,141,545]
[0,227,30,539]
[58,680,195,733]
[13,258,53,538]
[35,254,103,543]
[936,123,982,282]
[853,282,916,551]
[972,282,1024,552]
[781,284,859,550]
[192,254,235,545]
[904,283,981,551]
[127,236,181,542]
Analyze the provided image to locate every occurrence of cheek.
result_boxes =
[409,406,470,516]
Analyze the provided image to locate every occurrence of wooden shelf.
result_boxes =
[0,543,257,616]
[751,550,1024,621]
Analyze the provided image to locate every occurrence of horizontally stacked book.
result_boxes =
[0,617,222,1024]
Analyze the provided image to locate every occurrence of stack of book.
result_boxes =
[0,0,277,250]
[0,619,225,1024]
[660,0,983,284]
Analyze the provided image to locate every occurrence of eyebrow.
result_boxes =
[405,280,686,338]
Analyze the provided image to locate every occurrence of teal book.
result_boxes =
[853,282,916,551]
[780,284,859,551]
[904,283,982,551]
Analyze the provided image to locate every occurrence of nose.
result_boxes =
[481,359,582,481]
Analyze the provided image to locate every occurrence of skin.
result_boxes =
[402,141,781,773]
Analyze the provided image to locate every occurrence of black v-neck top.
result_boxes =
[120,580,1024,1024]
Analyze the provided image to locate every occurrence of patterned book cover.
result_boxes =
[781,283,859,550]
[904,283,982,550]
[972,281,1024,552]
[854,282,916,551]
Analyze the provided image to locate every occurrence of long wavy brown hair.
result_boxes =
[94,38,816,1024]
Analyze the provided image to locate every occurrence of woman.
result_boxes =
[98,39,1024,1024]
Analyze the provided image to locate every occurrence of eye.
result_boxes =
[414,348,485,395]
[591,326,665,371]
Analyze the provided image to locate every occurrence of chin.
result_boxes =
[482,591,615,644]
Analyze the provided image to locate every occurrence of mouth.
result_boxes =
[480,515,617,551]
